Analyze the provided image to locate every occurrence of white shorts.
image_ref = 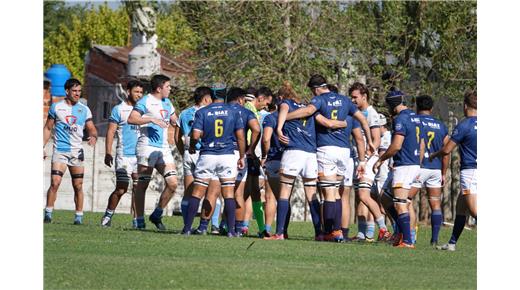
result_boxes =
[460,169,477,195]
[194,154,237,180]
[280,150,318,179]
[391,165,421,190]
[136,145,175,168]
[342,157,355,187]
[411,168,442,188]
[362,154,379,182]
[259,166,266,180]
[265,160,281,179]
[183,150,200,177]
[52,149,84,167]
[317,146,350,177]
[234,151,248,182]
[115,155,138,181]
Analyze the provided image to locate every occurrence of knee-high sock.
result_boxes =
[224,198,237,235]
[386,206,400,233]
[334,199,342,231]
[252,201,266,232]
[397,213,412,244]
[211,198,221,227]
[309,199,322,236]
[284,203,291,235]
[183,196,201,233]
[431,210,442,243]
[181,199,189,225]
[323,201,336,234]
[449,215,467,245]
[276,198,289,235]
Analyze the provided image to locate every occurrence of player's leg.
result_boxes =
[101,171,130,227]
[264,177,277,236]
[264,173,294,240]
[211,194,223,234]
[234,154,248,235]
[134,164,154,229]
[147,161,178,230]
[247,157,266,235]
[181,151,198,226]
[182,178,209,234]
[193,178,221,235]
[130,172,138,228]
[44,161,68,223]
[427,186,443,246]
[69,165,85,225]
[392,165,420,248]
[357,182,388,238]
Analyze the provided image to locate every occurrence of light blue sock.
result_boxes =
[411,228,416,244]
[243,220,250,228]
[211,199,221,227]
[366,222,375,239]
[265,224,272,233]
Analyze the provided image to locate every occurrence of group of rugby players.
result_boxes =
[43,73,477,251]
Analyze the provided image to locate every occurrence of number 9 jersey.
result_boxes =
[192,102,244,155]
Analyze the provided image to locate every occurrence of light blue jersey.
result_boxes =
[178,105,202,151]
[109,101,139,157]
[133,94,175,149]
[48,100,92,152]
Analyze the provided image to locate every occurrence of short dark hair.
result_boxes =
[464,89,477,109]
[257,86,273,98]
[127,79,143,90]
[348,82,370,100]
[64,78,81,90]
[150,74,170,92]
[416,95,434,111]
[226,87,247,103]
[307,74,328,88]
[44,80,50,90]
[246,86,257,97]
[193,86,212,105]
[327,84,338,93]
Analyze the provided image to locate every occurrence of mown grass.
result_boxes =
[44,210,476,289]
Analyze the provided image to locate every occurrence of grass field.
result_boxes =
[44,210,476,289]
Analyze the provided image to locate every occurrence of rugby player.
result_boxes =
[101,80,144,227]
[127,74,179,230]
[430,90,477,251]
[408,95,449,245]
[349,82,391,241]
[373,90,425,248]
[183,85,246,237]
[283,75,374,242]
[43,78,98,225]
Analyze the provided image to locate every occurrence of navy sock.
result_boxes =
[183,196,201,233]
[309,199,322,236]
[341,227,349,238]
[198,218,209,232]
[151,207,163,218]
[397,212,412,244]
[431,210,443,243]
[276,199,289,235]
[284,204,291,235]
[323,201,336,234]
[449,215,467,245]
[334,199,342,231]
[224,198,237,235]
[181,199,189,225]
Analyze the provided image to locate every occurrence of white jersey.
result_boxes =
[380,130,391,151]
[133,94,175,149]
[109,101,139,157]
[48,100,92,152]
[353,105,380,159]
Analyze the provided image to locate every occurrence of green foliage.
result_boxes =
[45,210,477,289]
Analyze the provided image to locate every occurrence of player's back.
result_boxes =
[418,114,448,170]
[282,99,316,153]
[179,105,201,150]
[312,92,357,148]
[229,102,257,149]
[262,111,284,161]
[392,109,422,167]
[193,102,243,155]
[451,116,477,169]
[110,101,139,157]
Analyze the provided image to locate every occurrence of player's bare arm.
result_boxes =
[276,103,290,145]
[353,110,376,154]
[43,117,55,159]
[370,126,381,151]
[440,135,450,185]
[286,104,317,121]
[175,120,184,154]
[373,134,404,174]
[314,114,348,129]
[429,139,457,162]
[104,122,117,167]
[246,118,261,156]
[85,120,98,146]
[352,127,366,178]
[127,110,167,128]
[419,138,425,165]
[235,128,246,169]
[261,126,273,167]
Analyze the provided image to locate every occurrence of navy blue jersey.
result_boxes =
[281,99,317,153]
[392,109,423,167]
[262,111,284,161]
[192,102,244,155]
[229,102,257,150]
[310,92,358,148]
[450,116,477,170]
[418,114,448,170]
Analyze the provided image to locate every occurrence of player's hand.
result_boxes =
[237,157,246,170]
[87,136,97,146]
[372,160,382,175]
[152,118,168,128]
[188,146,196,155]
[367,141,377,156]
[104,154,113,167]
[356,161,366,179]
[429,152,437,162]
[441,174,446,186]
[260,158,266,168]
[277,129,289,145]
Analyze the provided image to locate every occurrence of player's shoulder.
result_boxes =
[367,105,379,115]
[76,101,91,113]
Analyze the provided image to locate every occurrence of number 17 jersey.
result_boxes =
[192,102,244,155]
